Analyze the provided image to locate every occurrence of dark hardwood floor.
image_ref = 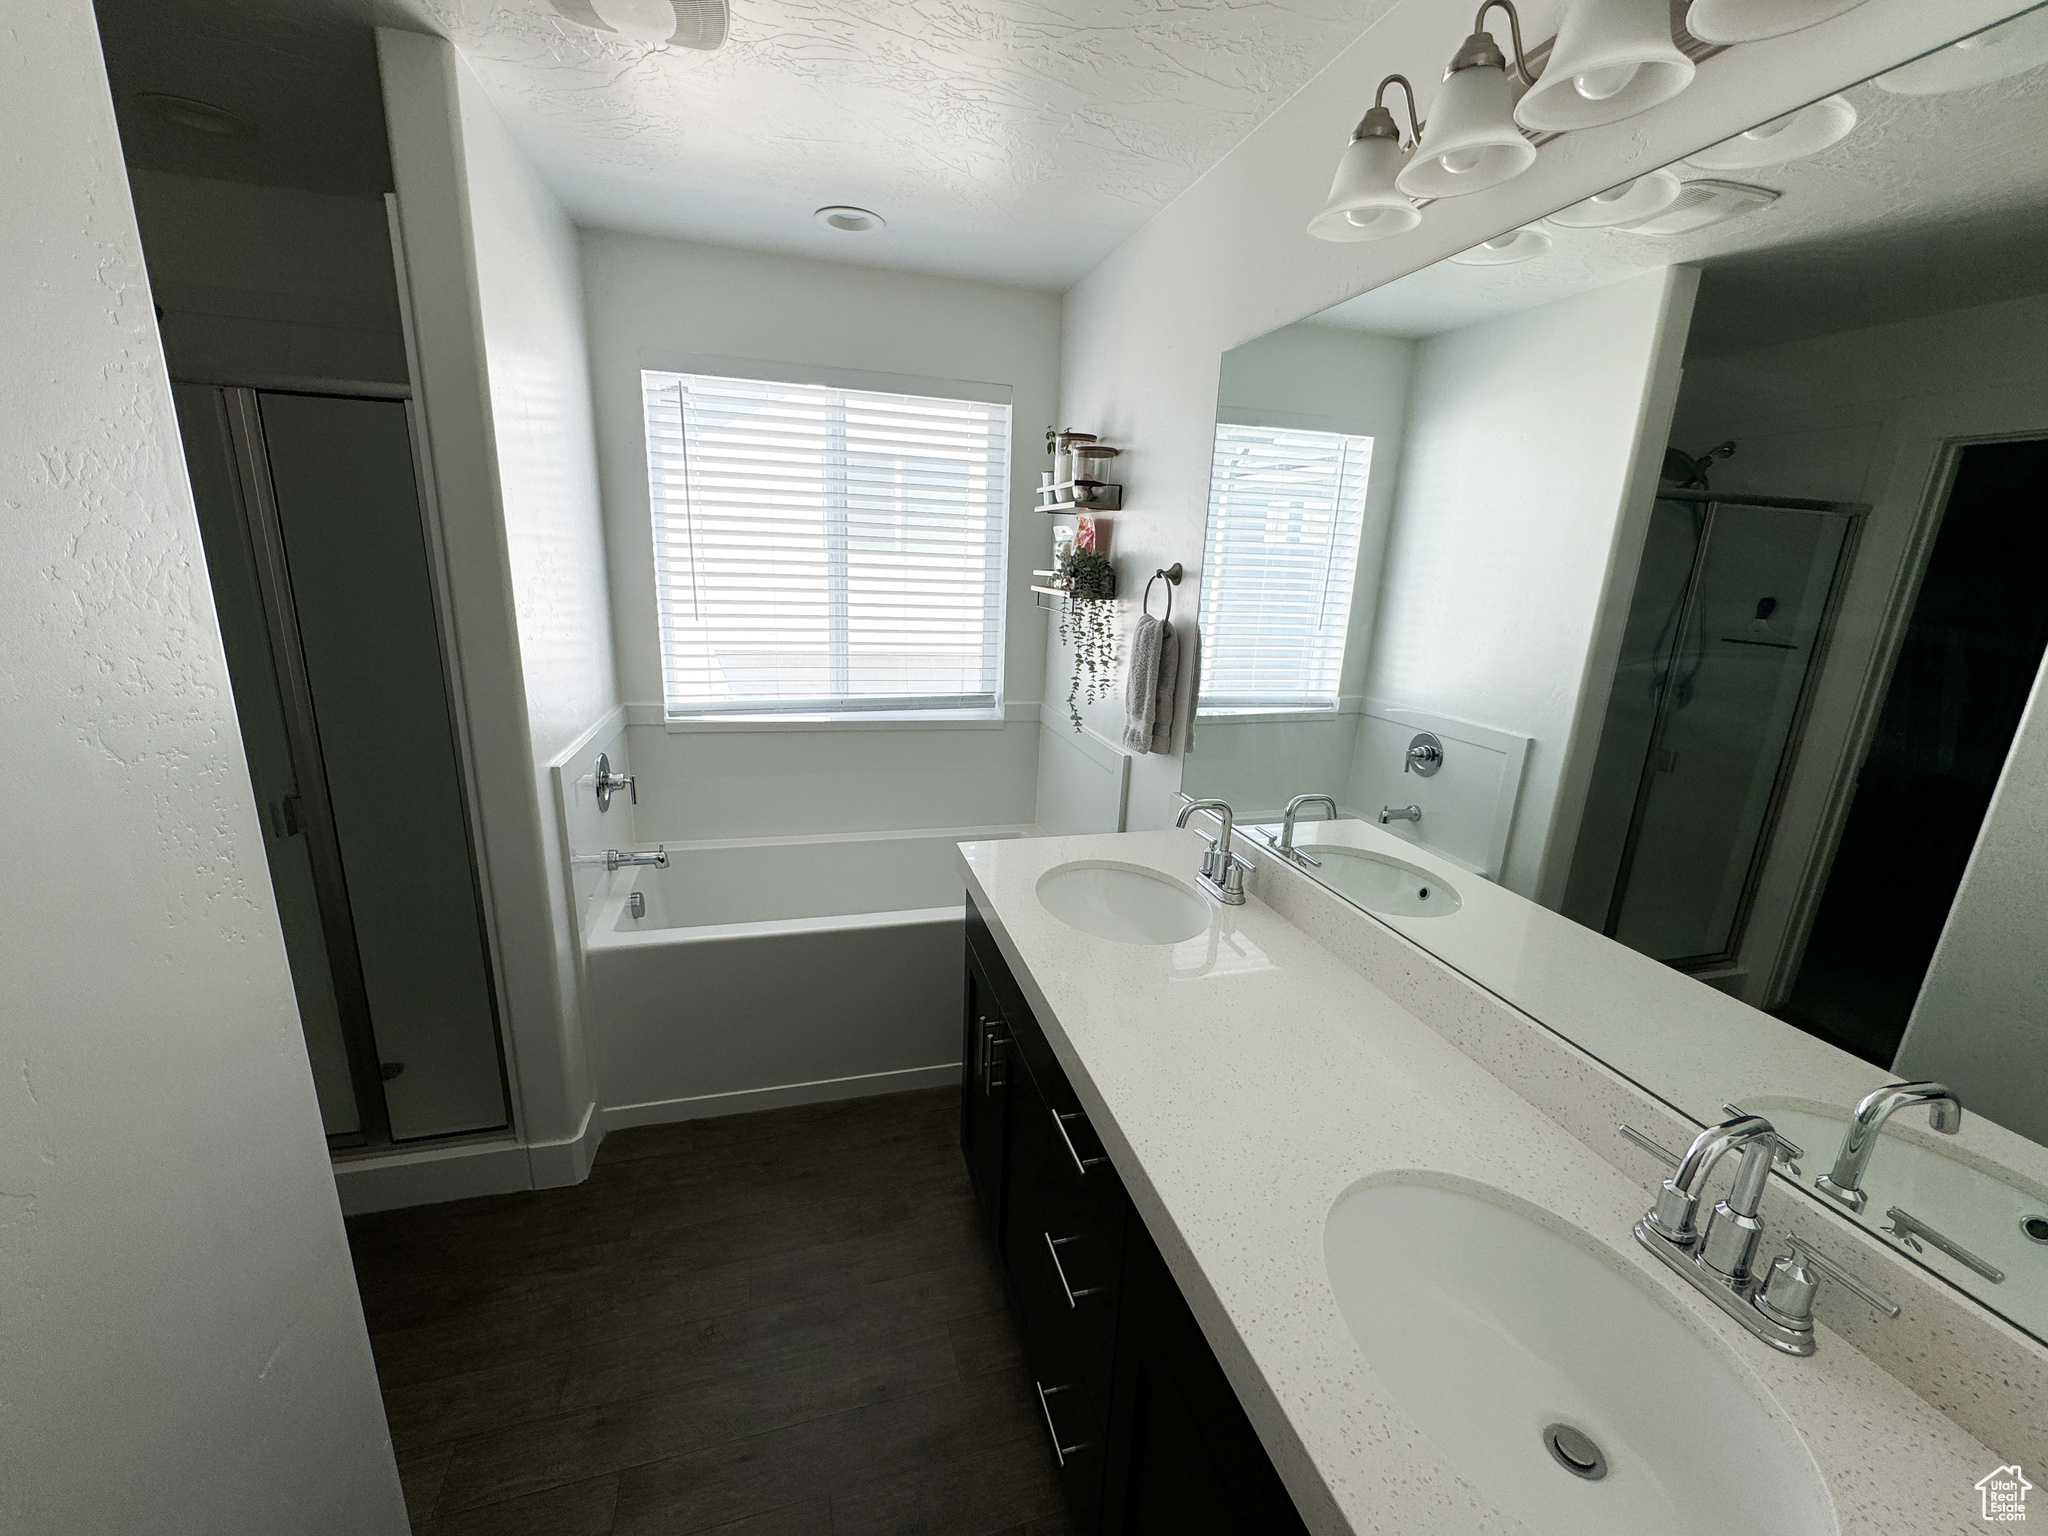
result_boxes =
[346,1087,1075,1536]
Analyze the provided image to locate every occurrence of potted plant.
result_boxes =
[1056,546,1116,730]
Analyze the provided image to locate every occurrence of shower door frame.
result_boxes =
[1601,488,1867,973]
[192,379,516,1151]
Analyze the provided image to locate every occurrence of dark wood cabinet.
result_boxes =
[961,896,1308,1536]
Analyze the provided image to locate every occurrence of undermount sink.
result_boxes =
[1325,1180,1834,1536]
[1036,861,1211,945]
[1304,844,1461,917]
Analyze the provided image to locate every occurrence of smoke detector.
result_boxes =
[548,0,727,49]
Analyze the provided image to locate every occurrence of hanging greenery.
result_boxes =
[1057,547,1117,731]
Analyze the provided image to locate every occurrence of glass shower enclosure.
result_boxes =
[1565,490,1865,971]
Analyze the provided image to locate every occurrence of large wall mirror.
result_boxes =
[1185,5,2048,1342]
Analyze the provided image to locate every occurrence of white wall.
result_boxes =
[1899,658,2048,1144]
[0,3,405,1528]
[376,29,615,1190]
[1047,0,2030,840]
[1364,269,1696,897]
[1670,289,2048,1005]
[125,169,408,387]
[579,229,1060,840]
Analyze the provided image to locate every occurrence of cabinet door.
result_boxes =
[1103,1225,1309,1536]
[959,942,1009,1236]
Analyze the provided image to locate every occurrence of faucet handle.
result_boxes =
[1758,1235,1899,1330]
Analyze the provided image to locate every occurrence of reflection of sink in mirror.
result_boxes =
[1294,841,1460,917]
[1756,1102,2048,1338]
[1035,862,1211,945]
[1325,1179,1834,1536]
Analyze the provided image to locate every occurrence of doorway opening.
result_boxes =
[1776,436,2048,1065]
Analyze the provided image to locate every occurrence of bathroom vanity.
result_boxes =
[958,829,2020,1536]
[960,892,1307,1535]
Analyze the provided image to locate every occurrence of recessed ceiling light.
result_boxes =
[136,93,253,137]
[815,206,886,233]
[1615,179,1778,236]
[1449,226,1552,266]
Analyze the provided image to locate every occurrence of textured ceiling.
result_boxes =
[95,0,1403,290]
[1309,20,2048,358]
[410,0,1397,288]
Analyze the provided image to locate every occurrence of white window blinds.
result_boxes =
[1198,423,1373,711]
[643,371,1011,716]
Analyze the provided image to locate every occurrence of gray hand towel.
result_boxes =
[1148,620,1179,755]
[1122,613,1162,754]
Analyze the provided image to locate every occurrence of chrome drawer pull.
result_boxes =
[1033,1380,1089,1466]
[1044,1231,1103,1307]
[1052,1107,1106,1178]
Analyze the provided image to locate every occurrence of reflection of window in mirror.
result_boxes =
[1198,423,1371,714]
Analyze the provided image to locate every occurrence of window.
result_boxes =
[1198,422,1373,712]
[643,370,1011,717]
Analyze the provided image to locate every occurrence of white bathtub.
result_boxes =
[584,825,1031,1125]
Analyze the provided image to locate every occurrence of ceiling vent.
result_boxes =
[548,0,728,50]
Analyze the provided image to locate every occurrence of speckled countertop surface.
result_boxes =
[959,830,2000,1536]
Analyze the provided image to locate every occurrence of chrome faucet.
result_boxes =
[1176,798,1249,905]
[604,846,668,872]
[1629,1114,1897,1356]
[1379,803,1421,825]
[1278,793,1337,867]
[1814,1082,1963,1213]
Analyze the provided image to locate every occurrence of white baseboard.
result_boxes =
[601,1062,960,1133]
[333,1136,533,1216]
[332,1100,605,1214]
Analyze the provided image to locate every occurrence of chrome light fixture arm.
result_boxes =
[1463,0,1533,84]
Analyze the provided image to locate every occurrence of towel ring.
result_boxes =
[1143,562,1183,623]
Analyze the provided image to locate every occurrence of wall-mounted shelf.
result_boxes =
[1031,566,1117,610]
[1037,479,1122,513]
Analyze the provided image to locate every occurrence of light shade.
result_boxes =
[1516,0,1695,132]
[1449,225,1553,265]
[1309,110,1422,243]
[1616,178,1777,236]
[1545,170,1682,228]
[1876,9,2048,96]
[1685,0,1868,44]
[1397,61,1537,199]
[1685,95,1856,170]
[590,0,678,42]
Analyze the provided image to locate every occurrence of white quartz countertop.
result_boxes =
[958,829,2001,1536]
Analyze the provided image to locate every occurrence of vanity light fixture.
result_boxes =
[1685,94,1856,170]
[1513,0,1695,133]
[1544,169,1683,227]
[1396,1,1539,200]
[1614,177,1777,235]
[1448,224,1552,264]
[1684,0,1868,45]
[1308,75,1425,243]
[548,0,728,49]
[1875,7,2048,96]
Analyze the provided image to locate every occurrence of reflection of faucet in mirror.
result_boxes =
[1278,793,1337,867]
[1814,1082,1963,1214]
[1379,804,1421,825]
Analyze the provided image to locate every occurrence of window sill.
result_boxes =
[1196,706,1345,724]
[629,702,1028,735]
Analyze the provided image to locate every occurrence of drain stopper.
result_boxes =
[1543,1423,1608,1481]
